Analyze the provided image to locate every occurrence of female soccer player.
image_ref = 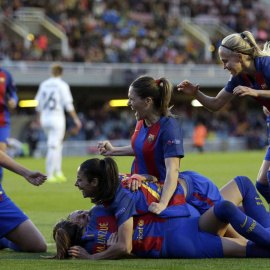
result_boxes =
[98,75,184,215]
[177,30,270,207]
[0,150,47,252]
[53,175,270,259]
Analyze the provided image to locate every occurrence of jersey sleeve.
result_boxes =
[61,82,74,112]
[108,185,137,227]
[161,119,184,159]
[224,75,242,93]
[34,86,42,112]
[5,70,18,105]
[260,57,270,86]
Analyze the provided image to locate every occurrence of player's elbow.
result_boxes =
[119,242,132,255]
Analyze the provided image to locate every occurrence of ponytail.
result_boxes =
[53,220,83,259]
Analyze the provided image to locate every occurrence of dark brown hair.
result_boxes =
[79,157,119,204]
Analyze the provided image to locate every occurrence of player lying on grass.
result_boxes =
[0,150,47,252]
[52,157,270,258]
[54,175,270,259]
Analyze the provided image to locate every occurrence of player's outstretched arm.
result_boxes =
[0,150,46,186]
[97,141,134,156]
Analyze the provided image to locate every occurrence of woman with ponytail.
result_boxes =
[98,75,184,216]
[53,220,84,259]
[55,175,270,260]
[178,30,270,208]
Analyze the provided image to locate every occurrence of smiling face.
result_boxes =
[75,167,98,198]
[127,86,150,121]
[69,210,90,228]
[219,47,243,77]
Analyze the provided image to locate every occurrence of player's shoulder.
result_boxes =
[0,68,11,77]
[256,56,270,72]
[56,78,70,90]
[160,116,180,129]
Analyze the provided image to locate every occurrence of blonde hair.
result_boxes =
[51,62,63,77]
[220,30,270,59]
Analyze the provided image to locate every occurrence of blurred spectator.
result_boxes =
[25,120,40,157]
[193,120,207,153]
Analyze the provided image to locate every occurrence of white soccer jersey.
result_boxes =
[35,77,74,147]
[35,77,74,120]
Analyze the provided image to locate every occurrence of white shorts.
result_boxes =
[41,116,65,148]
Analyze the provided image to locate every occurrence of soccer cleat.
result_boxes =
[46,177,57,183]
[55,173,67,183]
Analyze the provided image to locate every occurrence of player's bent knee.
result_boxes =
[6,219,47,253]
[213,200,236,223]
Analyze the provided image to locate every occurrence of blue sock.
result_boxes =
[235,176,270,228]
[213,200,270,248]
[0,238,22,251]
[246,241,270,258]
[267,170,270,184]
[256,181,270,204]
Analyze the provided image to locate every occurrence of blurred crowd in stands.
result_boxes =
[1,0,269,152]
[0,0,270,64]
[21,100,268,152]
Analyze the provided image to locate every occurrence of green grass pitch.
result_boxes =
[1,150,270,269]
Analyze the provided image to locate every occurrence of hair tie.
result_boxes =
[156,79,161,85]
[220,44,238,53]
[240,32,245,40]
[220,44,250,55]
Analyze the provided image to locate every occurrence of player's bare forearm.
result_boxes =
[0,150,29,177]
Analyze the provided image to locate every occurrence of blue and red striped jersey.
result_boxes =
[0,69,18,127]
[82,205,166,258]
[104,174,190,228]
[225,56,270,110]
[132,213,166,258]
[131,116,184,180]
[82,205,118,254]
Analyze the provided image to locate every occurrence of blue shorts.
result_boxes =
[264,147,270,161]
[0,125,10,144]
[161,204,224,258]
[0,185,28,238]
[180,171,223,214]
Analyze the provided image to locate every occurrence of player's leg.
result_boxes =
[221,176,270,227]
[53,125,66,182]
[0,237,22,251]
[46,145,58,181]
[4,219,47,252]
[0,195,46,252]
[45,127,61,182]
[256,151,270,207]
[221,237,270,258]
[199,200,270,248]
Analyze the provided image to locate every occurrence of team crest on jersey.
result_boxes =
[138,219,144,226]
[261,83,269,90]
[147,134,155,143]
[0,77,5,83]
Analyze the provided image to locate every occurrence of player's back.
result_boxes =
[35,77,71,120]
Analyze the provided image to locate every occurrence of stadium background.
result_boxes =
[2,1,270,268]
[1,0,270,156]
